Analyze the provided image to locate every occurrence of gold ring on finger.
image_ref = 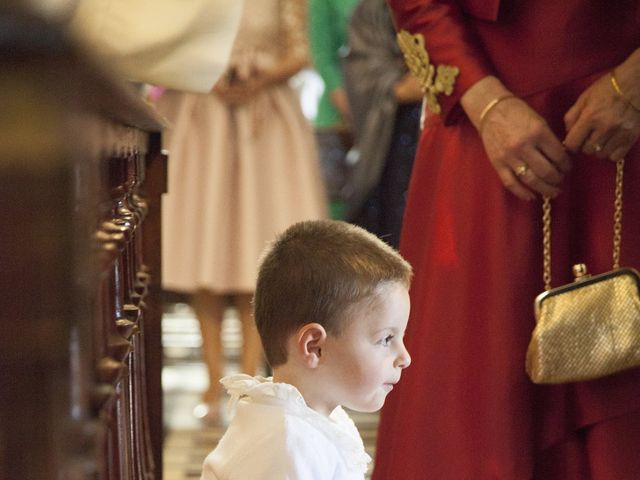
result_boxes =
[515,164,529,178]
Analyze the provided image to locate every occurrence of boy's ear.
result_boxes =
[295,323,327,369]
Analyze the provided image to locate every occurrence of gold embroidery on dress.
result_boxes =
[397,30,459,115]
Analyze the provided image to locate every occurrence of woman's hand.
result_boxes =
[564,50,640,161]
[330,88,352,125]
[394,73,423,104]
[462,76,571,201]
[213,73,267,106]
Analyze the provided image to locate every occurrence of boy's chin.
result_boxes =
[346,398,386,414]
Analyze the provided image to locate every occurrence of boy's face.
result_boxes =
[318,282,411,413]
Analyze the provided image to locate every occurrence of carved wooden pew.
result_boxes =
[0,7,167,479]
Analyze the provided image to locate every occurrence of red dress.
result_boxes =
[374,1,640,479]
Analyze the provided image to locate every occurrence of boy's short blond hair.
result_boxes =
[254,220,412,367]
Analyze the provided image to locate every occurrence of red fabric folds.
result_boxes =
[375,2,640,478]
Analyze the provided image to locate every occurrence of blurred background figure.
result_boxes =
[308,0,358,219]
[341,0,422,248]
[153,0,327,425]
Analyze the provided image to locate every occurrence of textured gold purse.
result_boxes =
[526,159,640,384]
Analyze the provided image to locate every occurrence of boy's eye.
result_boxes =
[380,334,394,346]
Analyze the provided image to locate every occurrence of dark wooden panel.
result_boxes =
[0,5,166,479]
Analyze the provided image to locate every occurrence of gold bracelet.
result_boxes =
[479,94,517,130]
[610,70,640,113]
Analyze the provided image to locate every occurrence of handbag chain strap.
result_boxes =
[542,158,625,291]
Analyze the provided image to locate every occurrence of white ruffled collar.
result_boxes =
[220,374,371,474]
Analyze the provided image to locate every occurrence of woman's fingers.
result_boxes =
[536,129,572,175]
[516,143,564,197]
[563,115,592,154]
[495,146,565,201]
[515,162,562,198]
[563,94,584,133]
[496,167,536,201]
[498,155,562,200]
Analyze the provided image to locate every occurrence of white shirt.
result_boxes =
[201,375,371,480]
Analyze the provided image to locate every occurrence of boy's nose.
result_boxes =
[395,344,411,369]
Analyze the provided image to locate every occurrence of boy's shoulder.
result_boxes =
[225,396,343,451]
[202,401,342,479]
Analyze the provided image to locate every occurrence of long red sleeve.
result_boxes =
[386,0,494,123]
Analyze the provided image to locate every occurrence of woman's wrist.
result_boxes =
[478,94,519,132]
[612,48,640,112]
[460,76,513,131]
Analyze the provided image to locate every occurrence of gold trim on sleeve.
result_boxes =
[397,30,459,115]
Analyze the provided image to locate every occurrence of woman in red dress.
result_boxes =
[374,1,640,478]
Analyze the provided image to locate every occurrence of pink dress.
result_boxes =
[157,0,327,294]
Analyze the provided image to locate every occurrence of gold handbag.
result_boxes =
[526,159,640,384]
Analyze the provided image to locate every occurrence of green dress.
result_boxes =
[308,0,358,129]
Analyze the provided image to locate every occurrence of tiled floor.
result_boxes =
[161,303,379,479]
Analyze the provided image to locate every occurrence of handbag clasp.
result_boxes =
[572,263,591,282]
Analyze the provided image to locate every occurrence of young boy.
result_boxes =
[200,220,412,479]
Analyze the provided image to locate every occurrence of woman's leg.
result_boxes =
[191,290,225,410]
[234,293,264,376]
